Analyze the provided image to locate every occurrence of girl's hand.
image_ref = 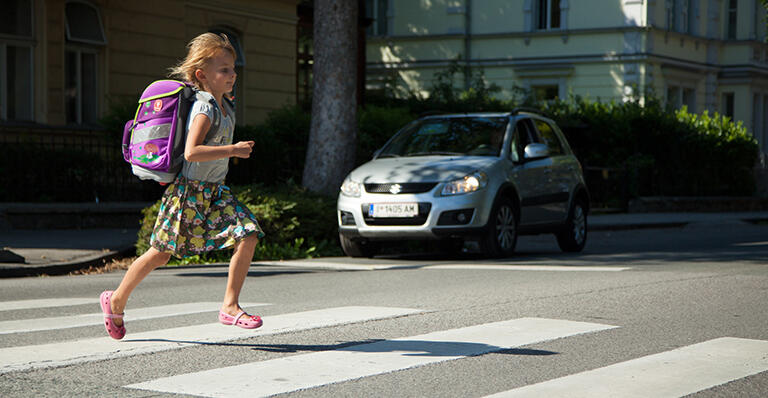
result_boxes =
[232,141,255,158]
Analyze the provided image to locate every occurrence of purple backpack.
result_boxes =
[121,80,223,184]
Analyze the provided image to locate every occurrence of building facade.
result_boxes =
[0,0,300,131]
[365,0,768,159]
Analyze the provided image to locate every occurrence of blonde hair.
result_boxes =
[168,32,237,89]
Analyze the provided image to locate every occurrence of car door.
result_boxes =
[508,118,552,225]
[531,118,570,222]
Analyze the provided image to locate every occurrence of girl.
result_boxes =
[100,33,265,340]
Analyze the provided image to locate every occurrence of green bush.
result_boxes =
[544,97,759,197]
[135,182,341,264]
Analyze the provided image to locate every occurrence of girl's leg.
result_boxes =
[110,247,171,326]
[221,234,259,316]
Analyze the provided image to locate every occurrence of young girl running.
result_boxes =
[100,33,265,339]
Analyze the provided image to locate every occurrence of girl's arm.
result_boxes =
[184,113,254,162]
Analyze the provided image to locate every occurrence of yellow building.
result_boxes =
[0,0,300,129]
[365,0,768,160]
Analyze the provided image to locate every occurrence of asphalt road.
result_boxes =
[1,221,766,397]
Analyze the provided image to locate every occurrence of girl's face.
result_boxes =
[198,49,236,97]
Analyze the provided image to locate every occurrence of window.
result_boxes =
[0,0,34,122]
[726,0,737,39]
[65,1,106,45]
[209,28,245,125]
[532,85,559,101]
[667,86,695,111]
[511,119,535,162]
[533,119,564,156]
[667,0,695,34]
[64,1,105,125]
[537,0,561,30]
[722,92,735,118]
[679,0,689,33]
[378,117,508,157]
[366,0,389,36]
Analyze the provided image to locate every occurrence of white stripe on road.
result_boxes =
[126,317,617,398]
[427,264,630,272]
[257,260,415,271]
[485,337,768,398]
[0,298,96,312]
[259,261,630,272]
[0,302,269,334]
[0,306,423,374]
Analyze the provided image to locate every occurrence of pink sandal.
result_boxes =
[100,291,126,340]
[219,310,263,329]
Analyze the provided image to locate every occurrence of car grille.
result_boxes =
[364,183,437,194]
[361,203,431,226]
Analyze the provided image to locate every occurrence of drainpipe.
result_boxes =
[464,0,472,91]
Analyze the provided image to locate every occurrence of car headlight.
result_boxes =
[441,171,488,196]
[340,176,361,197]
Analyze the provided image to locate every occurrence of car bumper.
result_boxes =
[337,188,494,241]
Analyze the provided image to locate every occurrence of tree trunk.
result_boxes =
[302,0,358,196]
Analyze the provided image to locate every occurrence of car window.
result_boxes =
[511,119,535,162]
[378,117,508,157]
[533,119,564,156]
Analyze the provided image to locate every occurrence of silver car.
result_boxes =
[337,109,589,258]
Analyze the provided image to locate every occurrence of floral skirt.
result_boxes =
[150,176,264,258]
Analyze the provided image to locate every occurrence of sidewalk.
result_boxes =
[0,229,138,277]
[2,211,768,278]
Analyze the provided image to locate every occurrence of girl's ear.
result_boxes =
[194,68,206,83]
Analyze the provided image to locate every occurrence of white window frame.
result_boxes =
[679,0,689,33]
[65,46,99,125]
[667,84,696,111]
[536,0,561,30]
[64,0,105,125]
[722,92,735,118]
[524,78,566,102]
[726,0,738,39]
[366,0,390,36]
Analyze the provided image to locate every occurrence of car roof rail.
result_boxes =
[510,107,546,116]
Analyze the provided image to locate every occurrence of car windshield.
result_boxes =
[378,116,509,157]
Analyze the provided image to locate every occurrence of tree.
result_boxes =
[302,0,358,196]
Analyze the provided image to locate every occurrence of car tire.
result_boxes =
[339,233,379,258]
[481,196,518,258]
[556,199,588,252]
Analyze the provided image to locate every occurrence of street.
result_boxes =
[1,220,767,397]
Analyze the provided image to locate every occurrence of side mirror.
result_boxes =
[524,143,549,160]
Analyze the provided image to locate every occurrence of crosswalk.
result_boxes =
[2,297,767,397]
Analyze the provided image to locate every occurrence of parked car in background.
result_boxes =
[337,109,589,258]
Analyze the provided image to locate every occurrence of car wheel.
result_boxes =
[556,199,588,252]
[481,196,518,258]
[339,233,379,258]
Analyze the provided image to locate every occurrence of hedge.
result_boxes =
[135,182,341,264]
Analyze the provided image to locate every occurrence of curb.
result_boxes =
[0,246,136,278]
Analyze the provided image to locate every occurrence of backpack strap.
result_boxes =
[192,90,223,144]
[210,95,235,137]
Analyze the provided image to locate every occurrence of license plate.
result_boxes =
[369,203,418,218]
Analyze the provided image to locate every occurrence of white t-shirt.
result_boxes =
[181,91,235,183]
